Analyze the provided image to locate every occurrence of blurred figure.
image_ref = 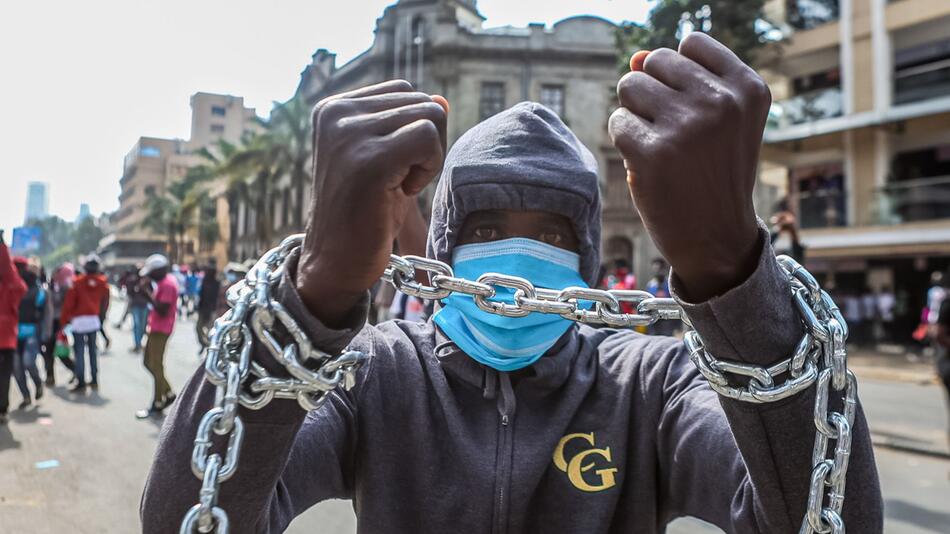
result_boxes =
[769,202,805,263]
[931,274,950,447]
[860,286,879,345]
[195,262,221,352]
[13,257,46,408]
[61,254,110,392]
[875,286,896,343]
[389,291,426,322]
[137,254,178,419]
[171,264,187,317]
[0,230,26,424]
[42,263,77,385]
[113,268,136,329]
[184,269,200,317]
[646,258,677,336]
[603,259,636,313]
[842,290,864,346]
[124,269,150,353]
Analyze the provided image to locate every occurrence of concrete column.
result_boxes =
[870,0,893,113]
[840,0,855,115]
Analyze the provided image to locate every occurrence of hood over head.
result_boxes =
[426,102,602,285]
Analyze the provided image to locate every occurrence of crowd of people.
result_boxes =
[0,229,245,424]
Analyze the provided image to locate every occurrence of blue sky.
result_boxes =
[0,0,651,233]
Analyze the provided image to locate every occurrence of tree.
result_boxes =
[74,216,104,255]
[141,164,217,263]
[616,0,773,70]
[268,95,312,230]
[25,215,74,259]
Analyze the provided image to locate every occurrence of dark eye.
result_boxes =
[540,232,564,246]
[473,227,499,241]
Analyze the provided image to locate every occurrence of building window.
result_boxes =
[211,105,227,116]
[210,124,225,134]
[540,84,565,118]
[144,185,156,196]
[479,82,505,121]
[140,146,161,158]
[894,37,950,105]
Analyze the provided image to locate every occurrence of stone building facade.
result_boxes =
[230,0,661,280]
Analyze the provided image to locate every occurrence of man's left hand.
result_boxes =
[609,32,771,301]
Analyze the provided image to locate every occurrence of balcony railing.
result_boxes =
[785,0,840,31]
[894,57,950,106]
[768,86,843,130]
[872,175,950,224]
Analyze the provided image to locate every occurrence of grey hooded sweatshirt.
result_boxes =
[141,103,882,533]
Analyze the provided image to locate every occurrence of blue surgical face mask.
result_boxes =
[432,237,588,372]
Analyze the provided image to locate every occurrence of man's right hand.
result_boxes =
[296,80,448,327]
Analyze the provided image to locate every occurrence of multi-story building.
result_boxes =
[760,0,950,341]
[230,0,661,279]
[101,93,258,269]
[24,181,49,223]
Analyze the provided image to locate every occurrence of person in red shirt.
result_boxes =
[60,254,110,392]
[0,231,27,424]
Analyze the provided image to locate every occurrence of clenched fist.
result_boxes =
[297,80,448,326]
[609,32,771,301]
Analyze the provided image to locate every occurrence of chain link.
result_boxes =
[179,235,367,533]
[181,234,854,533]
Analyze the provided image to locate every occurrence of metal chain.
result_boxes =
[180,233,854,534]
[179,235,367,534]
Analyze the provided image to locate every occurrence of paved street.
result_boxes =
[1,302,948,533]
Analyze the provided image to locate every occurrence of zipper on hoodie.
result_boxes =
[492,372,517,534]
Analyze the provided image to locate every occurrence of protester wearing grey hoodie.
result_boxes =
[142,35,882,534]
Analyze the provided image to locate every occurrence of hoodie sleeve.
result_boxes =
[140,249,376,534]
[656,227,882,533]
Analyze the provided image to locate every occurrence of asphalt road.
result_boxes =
[0,303,947,533]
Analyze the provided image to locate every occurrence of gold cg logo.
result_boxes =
[552,432,618,492]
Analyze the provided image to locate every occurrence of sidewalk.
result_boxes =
[847,346,950,459]
[848,346,939,385]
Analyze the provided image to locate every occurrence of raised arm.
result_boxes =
[610,33,881,532]
[141,80,447,533]
[0,232,26,300]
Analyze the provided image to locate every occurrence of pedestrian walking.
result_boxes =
[13,257,46,408]
[113,268,136,329]
[194,262,220,351]
[0,231,27,424]
[171,264,187,317]
[136,254,178,419]
[124,270,150,353]
[42,263,77,386]
[60,254,110,392]
[142,37,881,533]
[184,269,200,317]
[646,258,677,336]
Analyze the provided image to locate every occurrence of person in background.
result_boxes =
[0,230,26,424]
[768,201,806,263]
[184,269,201,318]
[842,290,863,346]
[646,257,677,336]
[113,268,136,329]
[876,285,896,343]
[13,257,46,408]
[61,254,110,392]
[137,254,178,419]
[860,286,879,346]
[195,261,221,352]
[171,264,187,317]
[43,263,77,385]
[124,269,150,353]
[930,274,950,448]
